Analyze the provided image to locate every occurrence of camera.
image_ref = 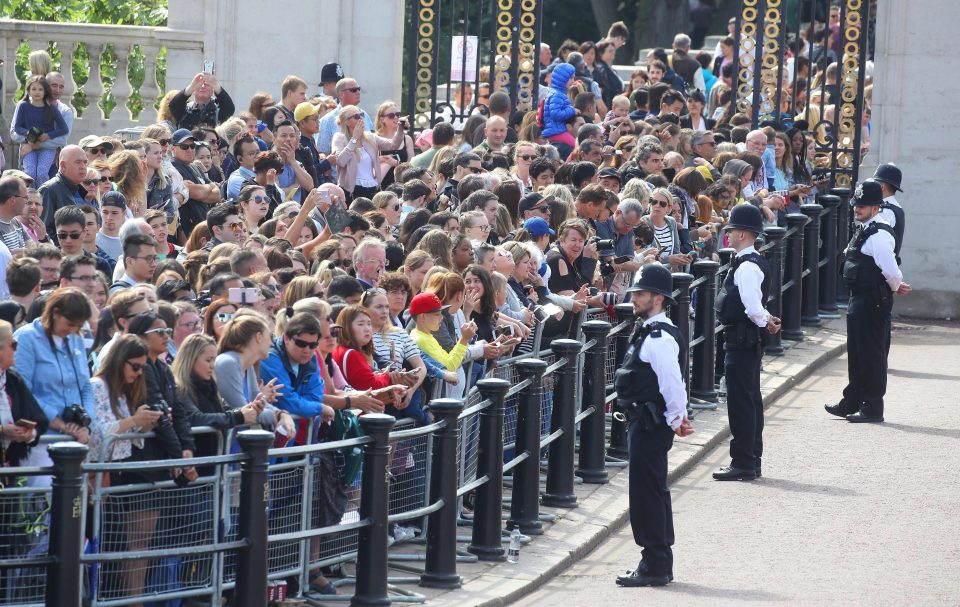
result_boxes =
[61,404,91,428]
[194,289,212,309]
[148,400,172,428]
[600,260,616,277]
[590,237,616,250]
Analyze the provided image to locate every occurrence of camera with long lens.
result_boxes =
[61,404,91,428]
[148,400,172,428]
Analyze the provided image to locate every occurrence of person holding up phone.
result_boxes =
[168,70,235,131]
[331,105,405,201]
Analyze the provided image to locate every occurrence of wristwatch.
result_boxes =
[349,137,358,145]
[345,395,352,409]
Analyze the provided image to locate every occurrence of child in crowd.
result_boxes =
[13,75,68,184]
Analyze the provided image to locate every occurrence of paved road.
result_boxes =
[514,320,960,606]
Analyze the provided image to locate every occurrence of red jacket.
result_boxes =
[332,346,392,391]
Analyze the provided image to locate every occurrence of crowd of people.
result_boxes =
[0,15,868,600]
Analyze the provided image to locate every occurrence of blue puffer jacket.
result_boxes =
[542,63,577,138]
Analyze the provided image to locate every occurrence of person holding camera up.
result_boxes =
[713,204,781,481]
[825,180,910,423]
[614,263,693,588]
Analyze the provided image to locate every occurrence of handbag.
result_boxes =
[327,409,364,486]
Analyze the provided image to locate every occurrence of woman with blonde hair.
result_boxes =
[281,275,323,307]
[511,141,539,192]
[106,150,147,216]
[332,104,406,199]
[374,100,414,186]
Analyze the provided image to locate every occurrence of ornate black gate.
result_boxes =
[404,0,544,130]
[732,0,872,188]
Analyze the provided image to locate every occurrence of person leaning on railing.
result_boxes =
[0,319,48,468]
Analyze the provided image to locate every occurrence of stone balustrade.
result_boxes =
[0,18,204,163]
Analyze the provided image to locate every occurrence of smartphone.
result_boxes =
[613,255,632,264]
[496,325,515,337]
[588,287,599,296]
[203,59,215,74]
[325,199,352,234]
[318,188,331,204]
[15,419,37,429]
[228,287,260,305]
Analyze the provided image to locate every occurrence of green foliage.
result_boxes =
[3,0,168,119]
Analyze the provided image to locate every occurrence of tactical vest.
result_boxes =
[614,321,686,417]
[716,252,771,327]
[842,222,894,293]
[881,202,905,264]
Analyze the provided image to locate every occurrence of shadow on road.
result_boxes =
[658,582,788,601]
[751,477,862,496]
[887,368,960,381]
[882,422,960,439]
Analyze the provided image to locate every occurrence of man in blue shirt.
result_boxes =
[226,136,260,199]
[316,77,375,155]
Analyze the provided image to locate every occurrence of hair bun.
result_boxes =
[285,306,295,318]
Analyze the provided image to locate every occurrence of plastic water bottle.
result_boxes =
[507,528,521,563]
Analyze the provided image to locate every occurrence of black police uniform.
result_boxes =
[716,251,770,474]
[615,317,686,583]
[836,221,897,420]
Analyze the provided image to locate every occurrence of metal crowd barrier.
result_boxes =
[2,201,845,605]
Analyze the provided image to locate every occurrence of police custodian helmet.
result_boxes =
[627,262,675,303]
[724,204,765,234]
[851,179,885,206]
[872,163,903,192]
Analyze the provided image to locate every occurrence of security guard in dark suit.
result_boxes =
[825,180,911,423]
[614,263,694,588]
[713,205,781,482]
[872,165,905,263]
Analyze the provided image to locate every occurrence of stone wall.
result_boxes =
[872,0,960,319]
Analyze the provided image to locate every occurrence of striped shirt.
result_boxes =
[654,223,674,254]
[0,218,28,251]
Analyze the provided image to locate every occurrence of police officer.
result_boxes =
[825,180,911,423]
[871,164,905,263]
[713,204,780,481]
[615,263,694,588]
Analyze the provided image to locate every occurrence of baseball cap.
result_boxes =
[294,102,320,123]
[523,217,556,238]
[101,191,127,211]
[518,193,554,215]
[598,167,622,183]
[409,292,449,316]
[320,62,344,85]
[171,128,196,145]
[78,135,114,151]
[1,169,35,184]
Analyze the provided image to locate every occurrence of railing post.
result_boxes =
[577,321,611,484]
[669,272,694,396]
[800,203,824,327]
[236,430,274,607]
[817,194,841,317]
[715,249,736,386]
[467,378,510,561]
[542,339,580,508]
[690,260,720,402]
[508,359,548,535]
[421,399,464,589]
[46,442,88,607]
[352,414,396,607]
[761,226,787,355]
[609,303,636,459]
[832,187,853,306]
[782,213,808,341]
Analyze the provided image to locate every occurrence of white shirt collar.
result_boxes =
[735,245,757,258]
[642,311,670,326]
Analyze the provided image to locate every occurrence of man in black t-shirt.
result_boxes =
[168,129,221,238]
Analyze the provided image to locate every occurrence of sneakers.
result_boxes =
[392,525,419,543]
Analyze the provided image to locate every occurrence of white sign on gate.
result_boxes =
[450,35,478,82]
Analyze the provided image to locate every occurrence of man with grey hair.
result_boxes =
[316,76,374,155]
[686,130,718,167]
[353,237,387,289]
[112,218,155,281]
[39,145,87,239]
[671,33,705,92]
[539,42,552,69]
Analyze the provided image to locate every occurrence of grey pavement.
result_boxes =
[335,318,853,607]
[513,319,960,606]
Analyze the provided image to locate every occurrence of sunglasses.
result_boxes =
[178,143,197,150]
[98,176,112,183]
[347,113,364,121]
[293,337,319,350]
[89,147,108,155]
[518,154,536,161]
[535,205,550,213]
[57,231,83,240]
[393,203,401,212]
[343,86,362,93]
[383,112,400,119]
[126,361,144,373]
[158,139,172,146]
[144,327,174,337]
[251,195,268,203]
[82,179,98,186]
[652,199,671,207]
[216,312,235,323]
[7,339,17,352]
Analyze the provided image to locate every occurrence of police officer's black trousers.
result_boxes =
[842,289,892,416]
[725,346,764,470]
[628,418,675,575]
